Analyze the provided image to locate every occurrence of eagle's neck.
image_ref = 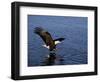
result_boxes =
[54,41,61,45]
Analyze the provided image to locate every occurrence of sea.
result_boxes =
[28,15,88,66]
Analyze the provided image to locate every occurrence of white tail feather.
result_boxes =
[42,45,49,49]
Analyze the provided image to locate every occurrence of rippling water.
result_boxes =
[28,15,88,66]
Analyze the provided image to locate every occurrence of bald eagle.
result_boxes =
[34,27,65,51]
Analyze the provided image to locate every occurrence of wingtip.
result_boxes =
[61,38,65,40]
[34,27,43,34]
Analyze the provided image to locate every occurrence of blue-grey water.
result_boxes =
[28,15,88,66]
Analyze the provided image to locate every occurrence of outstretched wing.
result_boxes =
[34,27,54,47]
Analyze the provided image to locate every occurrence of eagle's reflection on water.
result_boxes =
[41,52,64,66]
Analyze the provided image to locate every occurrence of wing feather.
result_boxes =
[34,27,55,49]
